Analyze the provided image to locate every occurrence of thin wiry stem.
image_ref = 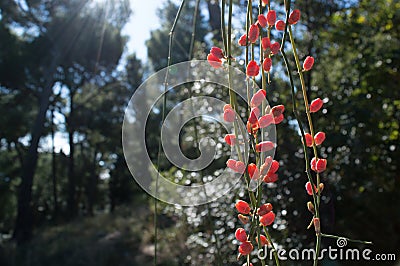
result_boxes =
[263,226,280,266]
[280,0,319,214]
[186,0,223,263]
[154,1,185,265]
[221,0,227,53]
[255,2,266,266]
[287,25,322,266]
[279,1,322,266]
[188,0,200,60]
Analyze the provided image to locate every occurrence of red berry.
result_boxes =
[236,161,246,174]
[260,163,269,176]
[235,228,248,242]
[207,53,222,69]
[288,9,301,25]
[255,141,274,152]
[263,172,278,183]
[275,20,285,31]
[224,134,236,146]
[259,211,275,226]
[210,47,224,59]
[236,200,251,214]
[314,217,321,235]
[310,98,323,113]
[261,37,271,51]
[273,114,284,124]
[238,34,248,46]
[310,157,327,173]
[305,181,317,196]
[263,57,272,72]
[303,133,313,147]
[310,157,317,172]
[270,42,280,55]
[252,106,261,117]
[266,10,276,26]
[248,163,260,180]
[303,56,314,71]
[227,159,237,170]
[223,104,232,111]
[314,132,326,146]
[271,105,285,117]
[262,0,269,5]
[246,60,260,77]
[223,108,235,122]
[227,159,246,173]
[268,160,279,174]
[257,203,273,216]
[264,156,273,166]
[257,14,268,28]
[259,113,274,128]
[251,89,266,107]
[238,241,253,255]
[248,24,259,43]
[248,107,260,124]
[242,264,253,266]
[256,234,269,246]
[315,159,327,173]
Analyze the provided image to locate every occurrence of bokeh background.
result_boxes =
[0,0,399,265]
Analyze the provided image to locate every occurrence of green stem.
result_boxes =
[288,26,319,162]
[188,0,200,60]
[221,0,227,53]
[287,24,322,266]
[186,0,223,263]
[263,227,280,266]
[279,0,319,213]
[280,47,318,211]
[154,2,186,265]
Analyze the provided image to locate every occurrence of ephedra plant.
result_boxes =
[205,0,372,265]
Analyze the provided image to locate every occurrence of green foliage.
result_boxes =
[311,0,400,256]
[0,206,177,266]
[146,0,208,71]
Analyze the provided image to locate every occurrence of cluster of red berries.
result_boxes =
[303,97,328,195]
[223,89,281,257]
[207,47,225,69]
[207,8,303,75]
[235,200,275,256]
[223,87,283,181]
[206,0,327,262]
[239,8,301,76]
[247,89,285,135]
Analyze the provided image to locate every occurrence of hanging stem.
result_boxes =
[221,0,227,53]
[280,0,319,214]
[186,0,223,263]
[263,227,280,266]
[188,0,200,60]
[287,25,322,266]
[154,2,186,265]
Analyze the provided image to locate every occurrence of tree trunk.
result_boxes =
[14,82,53,244]
[206,0,222,42]
[87,147,98,216]
[67,92,77,217]
[51,107,58,219]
